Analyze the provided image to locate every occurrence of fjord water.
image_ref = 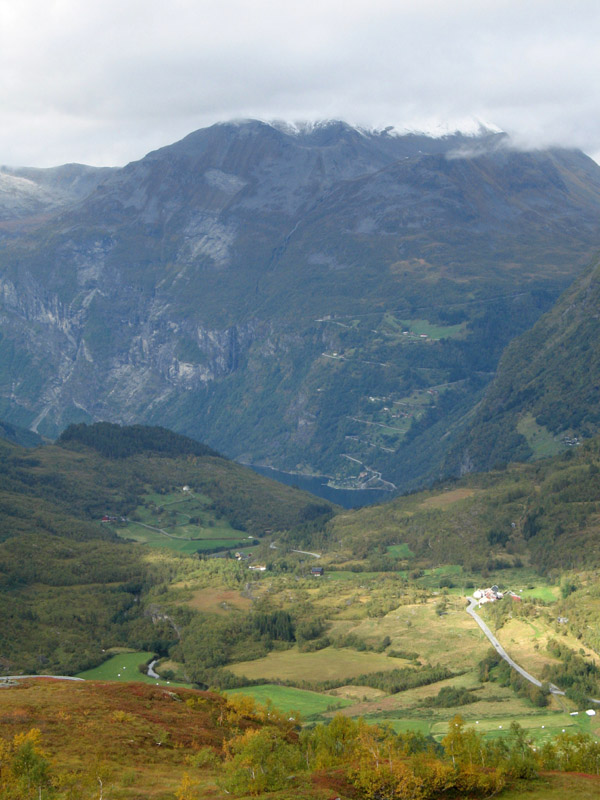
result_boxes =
[249,464,392,508]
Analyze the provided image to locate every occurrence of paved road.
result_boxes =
[1,675,84,682]
[290,548,321,558]
[270,542,321,558]
[465,597,564,695]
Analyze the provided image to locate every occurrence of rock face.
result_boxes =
[2,120,600,492]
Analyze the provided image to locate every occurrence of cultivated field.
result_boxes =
[517,413,566,460]
[181,587,253,614]
[492,616,599,676]
[115,491,252,553]
[228,646,411,682]
[226,684,352,717]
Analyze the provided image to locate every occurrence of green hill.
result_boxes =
[326,436,600,573]
[0,423,334,675]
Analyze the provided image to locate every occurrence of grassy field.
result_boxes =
[325,667,567,723]
[384,718,434,735]
[398,318,466,340]
[122,522,250,553]
[519,585,560,602]
[356,709,593,745]
[386,543,415,558]
[120,523,240,552]
[501,773,600,800]
[430,710,590,743]
[226,684,353,718]
[76,651,192,688]
[334,596,489,672]
[419,488,479,510]
[517,413,566,460]
[326,685,387,701]
[491,616,599,679]
[228,646,412,683]
[115,490,252,553]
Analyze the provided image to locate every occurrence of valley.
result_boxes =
[2,423,600,798]
[2,119,600,798]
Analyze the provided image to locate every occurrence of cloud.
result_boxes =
[1,0,600,165]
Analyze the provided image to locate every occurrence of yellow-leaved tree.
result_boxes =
[220,727,303,796]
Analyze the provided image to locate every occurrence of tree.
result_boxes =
[221,728,303,795]
[175,772,198,800]
[5,729,52,800]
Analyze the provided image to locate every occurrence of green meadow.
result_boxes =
[76,651,192,688]
[116,490,252,553]
[226,684,353,718]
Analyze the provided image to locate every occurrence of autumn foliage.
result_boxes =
[1,682,600,799]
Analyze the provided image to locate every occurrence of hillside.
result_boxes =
[0,423,333,675]
[2,122,600,493]
[0,679,303,799]
[1,675,599,799]
[447,255,600,473]
[326,435,600,573]
[0,417,42,447]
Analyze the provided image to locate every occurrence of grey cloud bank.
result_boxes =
[1,0,600,166]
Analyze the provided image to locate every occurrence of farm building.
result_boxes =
[473,586,503,604]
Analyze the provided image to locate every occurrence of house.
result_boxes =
[311,566,324,577]
[473,586,503,604]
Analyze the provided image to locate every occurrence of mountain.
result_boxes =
[0,417,43,447]
[449,255,600,473]
[2,120,600,493]
[0,163,114,225]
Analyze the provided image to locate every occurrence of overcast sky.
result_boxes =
[1,0,600,167]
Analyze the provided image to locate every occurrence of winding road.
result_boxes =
[465,597,565,695]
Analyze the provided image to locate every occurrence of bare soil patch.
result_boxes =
[420,488,478,509]
[184,588,252,614]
